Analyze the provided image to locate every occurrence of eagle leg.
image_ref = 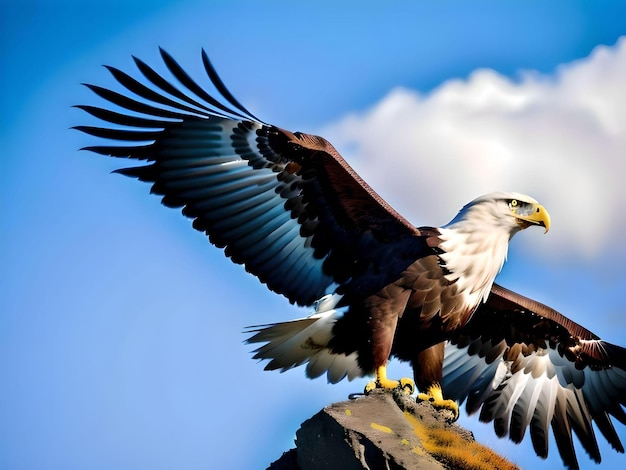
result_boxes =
[416,383,459,421]
[362,287,414,395]
[364,365,415,395]
[412,342,459,420]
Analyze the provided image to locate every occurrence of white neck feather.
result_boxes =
[437,213,515,309]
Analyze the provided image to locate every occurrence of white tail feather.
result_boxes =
[246,294,364,382]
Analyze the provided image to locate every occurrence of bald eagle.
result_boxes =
[76,49,626,469]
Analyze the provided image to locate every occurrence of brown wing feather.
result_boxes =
[274,129,417,236]
[489,283,599,340]
[442,283,626,469]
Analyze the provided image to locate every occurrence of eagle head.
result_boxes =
[444,192,551,237]
[438,192,551,307]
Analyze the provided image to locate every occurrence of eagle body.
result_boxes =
[77,49,626,470]
[249,192,546,392]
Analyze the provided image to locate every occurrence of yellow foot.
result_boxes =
[416,383,459,421]
[364,365,415,395]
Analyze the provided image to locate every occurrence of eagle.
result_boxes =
[75,49,626,469]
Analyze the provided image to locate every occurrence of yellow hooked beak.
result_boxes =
[513,202,551,233]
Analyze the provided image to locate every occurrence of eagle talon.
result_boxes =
[364,380,378,394]
[417,384,459,421]
[399,378,415,395]
[364,365,414,395]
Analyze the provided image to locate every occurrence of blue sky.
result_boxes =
[2,1,625,469]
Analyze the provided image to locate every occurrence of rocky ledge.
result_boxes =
[269,389,518,470]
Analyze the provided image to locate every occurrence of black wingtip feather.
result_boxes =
[113,166,151,179]
[154,48,249,121]
[72,125,161,142]
[200,49,262,122]
[78,144,152,158]
[77,146,123,156]
[73,105,174,128]
[130,53,220,117]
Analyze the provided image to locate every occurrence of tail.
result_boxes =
[245,294,364,383]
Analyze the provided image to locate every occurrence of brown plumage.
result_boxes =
[76,49,626,470]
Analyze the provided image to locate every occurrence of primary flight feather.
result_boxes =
[76,49,626,470]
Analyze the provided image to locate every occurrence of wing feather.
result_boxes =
[443,283,626,469]
[76,49,426,306]
[200,49,261,121]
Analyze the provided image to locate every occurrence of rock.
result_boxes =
[269,389,519,470]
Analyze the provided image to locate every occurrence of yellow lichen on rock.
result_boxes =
[403,411,518,470]
[370,422,393,433]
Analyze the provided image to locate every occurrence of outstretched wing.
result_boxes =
[442,283,626,469]
[75,48,425,306]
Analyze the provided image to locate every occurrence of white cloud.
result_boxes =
[324,37,626,259]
